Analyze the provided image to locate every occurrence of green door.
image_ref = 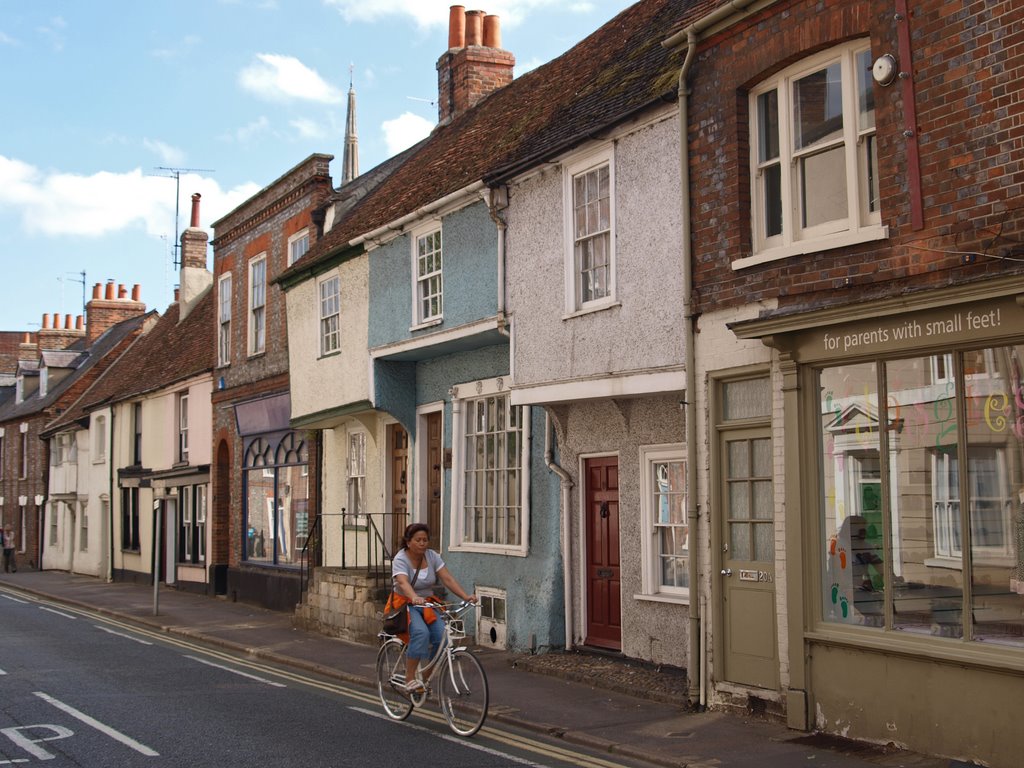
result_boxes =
[719,427,778,689]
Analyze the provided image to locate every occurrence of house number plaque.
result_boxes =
[739,569,774,583]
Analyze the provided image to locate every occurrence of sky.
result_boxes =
[0,0,636,331]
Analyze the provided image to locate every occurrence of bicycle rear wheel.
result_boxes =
[438,649,488,736]
[376,638,414,721]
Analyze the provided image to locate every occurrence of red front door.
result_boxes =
[585,456,621,650]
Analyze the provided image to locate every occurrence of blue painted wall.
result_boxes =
[368,201,499,349]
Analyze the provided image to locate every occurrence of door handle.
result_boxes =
[720,568,732,576]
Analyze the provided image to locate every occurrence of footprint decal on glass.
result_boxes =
[840,595,849,618]
[831,582,839,604]
[839,547,847,570]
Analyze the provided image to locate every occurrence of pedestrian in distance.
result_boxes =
[2,524,16,573]
[386,522,476,693]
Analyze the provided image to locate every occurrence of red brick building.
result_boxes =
[0,286,147,569]
[209,154,333,609]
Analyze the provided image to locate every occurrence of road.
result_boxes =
[0,590,657,768]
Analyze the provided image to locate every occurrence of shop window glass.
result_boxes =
[818,347,1024,646]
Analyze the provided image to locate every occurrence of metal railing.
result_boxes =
[299,510,408,595]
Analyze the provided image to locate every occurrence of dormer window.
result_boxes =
[15,376,23,404]
[39,367,48,397]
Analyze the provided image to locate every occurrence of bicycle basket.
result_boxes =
[448,619,466,640]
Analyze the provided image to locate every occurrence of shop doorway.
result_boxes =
[387,423,409,556]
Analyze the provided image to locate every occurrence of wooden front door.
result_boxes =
[426,412,442,539]
[585,456,621,650]
[388,423,409,555]
[719,427,778,689]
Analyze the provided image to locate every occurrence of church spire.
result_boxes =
[341,64,359,185]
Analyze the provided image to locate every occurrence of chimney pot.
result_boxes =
[105,280,115,300]
[76,315,84,331]
[118,284,127,299]
[174,287,180,302]
[132,284,141,302]
[64,314,73,330]
[22,332,30,344]
[42,313,51,330]
[465,10,483,46]
[190,193,201,228]
[448,5,466,49]
[483,14,500,48]
[92,283,102,300]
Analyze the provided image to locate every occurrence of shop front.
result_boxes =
[733,278,1024,766]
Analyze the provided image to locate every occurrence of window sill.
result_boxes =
[92,458,107,465]
[735,225,889,270]
[633,591,690,606]
[923,557,962,571]
[562,299,621,321]
[318,349,342,361]
[247,351,266,360]
[409,318,443,333]
[449,543,528,558]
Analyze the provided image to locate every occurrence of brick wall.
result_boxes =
[685,0,1024,316]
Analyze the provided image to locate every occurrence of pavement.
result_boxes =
[0,569,957,768]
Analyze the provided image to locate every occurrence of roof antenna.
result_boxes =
[154,166,215,268]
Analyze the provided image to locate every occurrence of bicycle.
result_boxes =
[375,600,489,737]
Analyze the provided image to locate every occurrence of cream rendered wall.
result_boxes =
[42,431,79,572]
[84,408,113,578]
[110,397,155,579]
[287,256,370,422]
[507,109,683,388]
[320,414,386,568]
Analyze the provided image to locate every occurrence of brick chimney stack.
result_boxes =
[179,192,212,321]
[37,310,86,351]
[437,5,514,126]
[17,332,38,363]
[85,280,146,345]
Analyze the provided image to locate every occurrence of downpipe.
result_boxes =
[544,410,575,649]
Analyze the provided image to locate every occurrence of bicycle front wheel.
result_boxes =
[438,649,489,737]
[376,638,414,721]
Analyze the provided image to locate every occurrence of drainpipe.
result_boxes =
[107,408,115,582]
[661,0,780,710]
[544,411,575,649]
[485,187,511,338]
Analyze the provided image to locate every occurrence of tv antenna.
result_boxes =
[59,270,87,317]
[154,166,214,267]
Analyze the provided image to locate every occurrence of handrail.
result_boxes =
[300,510,408,594]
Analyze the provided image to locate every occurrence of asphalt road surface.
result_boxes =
[0,590,656,768]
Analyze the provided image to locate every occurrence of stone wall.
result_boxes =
[294,567,390,645]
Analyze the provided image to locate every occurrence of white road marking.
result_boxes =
[38,607,77,620]
[94,625,153,645]
[349,706,551,767]
[33,692,159,756]
[184,655,286,687]
[0,668,6,675]
[1,594,29,604]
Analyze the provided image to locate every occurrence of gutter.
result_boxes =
[349,181,486,249]
[661,0,780,710]
[544,411,575,649]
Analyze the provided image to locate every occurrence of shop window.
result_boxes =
[121,486,140,552]
[819,347,1024,646]
[243,434,308,566]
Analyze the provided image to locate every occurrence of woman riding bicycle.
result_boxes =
[388,523,476,693]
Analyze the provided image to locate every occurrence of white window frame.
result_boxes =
[178,392,189,463]
[411,221,443,328]
[639,444,689,601]
[743,40,886,268]
[248,254,267,356]
[182,487,193,563]
[79,500,88,552]
[196,485,207,562]
[562,145,616,315]
[19,428,28,479]
[218,273,232,367]
[288,229,310,266]
[347,429,367,526]
[319,274,341,356]
[93,415,106,462]
[449,378,530,556]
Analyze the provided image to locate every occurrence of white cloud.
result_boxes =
[151,34,201,59]
[37,16,67,51]
[143,139,186,166]
[381,112,433,155]
[0,31,20,46]
[223,116,272,145]
[289,118,327,140]
[0,155,260,240]
[321,0,586,29]
[239,54,342,103]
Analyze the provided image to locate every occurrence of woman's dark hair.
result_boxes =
[401,523,431,549]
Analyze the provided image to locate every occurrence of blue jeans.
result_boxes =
[407,605,444,661]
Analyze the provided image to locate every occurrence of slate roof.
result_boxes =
[0,313,151,424]
[283,0,706,280]
[45,290,215,434]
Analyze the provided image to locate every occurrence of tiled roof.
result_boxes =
[0,312,150,424]
[290,0,702,276]
[46,290,215,432]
